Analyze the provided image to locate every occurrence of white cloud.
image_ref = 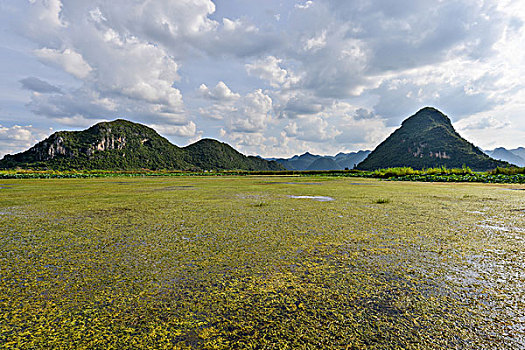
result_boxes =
[3,0,525,157]
[295,1,314,10]
[34,48,92,79]
[304,30,327,52]
[456,115,510,131]
[0,124,53,158]
[246,56,297,88]
[284,116,340,142]
[149,121,197,138]
[26,0,67,32]
[231,89,273,133]
[199,81,240,101]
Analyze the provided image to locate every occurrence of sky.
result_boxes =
[1,0,525,158]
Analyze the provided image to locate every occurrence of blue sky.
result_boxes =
[1,0,524,157]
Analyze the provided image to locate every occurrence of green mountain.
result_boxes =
[357,107,509,171]
[0,119,283,171]
[183,138,283,171]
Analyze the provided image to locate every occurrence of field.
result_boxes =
[1,176,524,349]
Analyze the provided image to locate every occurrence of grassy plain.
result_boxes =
[0,176,524,349]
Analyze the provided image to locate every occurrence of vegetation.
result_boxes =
[0,120,283,171]
[183,139,282,171]
[4,166,525,184]
[1,176,523,348]
[357,107,509,171]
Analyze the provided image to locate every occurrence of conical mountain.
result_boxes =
[357,107,508,171]
[0,119,282,171]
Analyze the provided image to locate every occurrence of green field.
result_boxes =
[1,177,524,349]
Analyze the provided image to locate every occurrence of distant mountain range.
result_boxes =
[0,119,283,171]
[483,147,525,167]
[268,150,371,170]
[356,107,509,171]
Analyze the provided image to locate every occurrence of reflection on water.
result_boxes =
[288,195,334,202]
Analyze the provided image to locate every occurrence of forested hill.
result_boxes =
[0,119,283,171]
[357,107,509,171]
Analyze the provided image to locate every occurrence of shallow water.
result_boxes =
[288,195,334,202]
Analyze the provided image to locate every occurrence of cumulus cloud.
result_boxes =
[246,56,291,88]
[35,48,92,79]
[0,124,53,158]
[231,90,273,133]
[3,0,525,157]
[199,81,240,101]
[21,0,187,128]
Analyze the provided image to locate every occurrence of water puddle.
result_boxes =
[288,195,334,202]
[466,210,485,215]
[477,224,510,232]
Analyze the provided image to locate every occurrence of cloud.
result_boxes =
[34,48,92,79]
[284,116,341,143]
[304,30,327,52]
[246,56,290,88]
[4,0,525,158]
[21,0,188,128]
[149,121,197,138]
[354,108,375,120]
[295,1,314,10]
[20,77,62,94]
[277,94,323,118]
[0,124,53,158]
[456,115,510,131]
[199,81,240,101]
[231,89,273,133]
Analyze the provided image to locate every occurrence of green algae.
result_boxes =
[0,177,523,349]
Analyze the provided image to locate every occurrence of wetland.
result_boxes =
[0,176,524,349]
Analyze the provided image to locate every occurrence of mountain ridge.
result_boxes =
[0,119,283,171]
[271,150,371,170]
[484,147,525,167]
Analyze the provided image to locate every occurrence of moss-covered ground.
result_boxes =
[1,177,524,349]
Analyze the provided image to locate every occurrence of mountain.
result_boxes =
[274,150,371,170]
[509,147,525,161]
[357,107,509,171]
[183,138,282,171]
[306,157,343,171]
[0,119,283,171]
[274,152,321,170]
[485,147,525,167]
[333,151,371,169]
